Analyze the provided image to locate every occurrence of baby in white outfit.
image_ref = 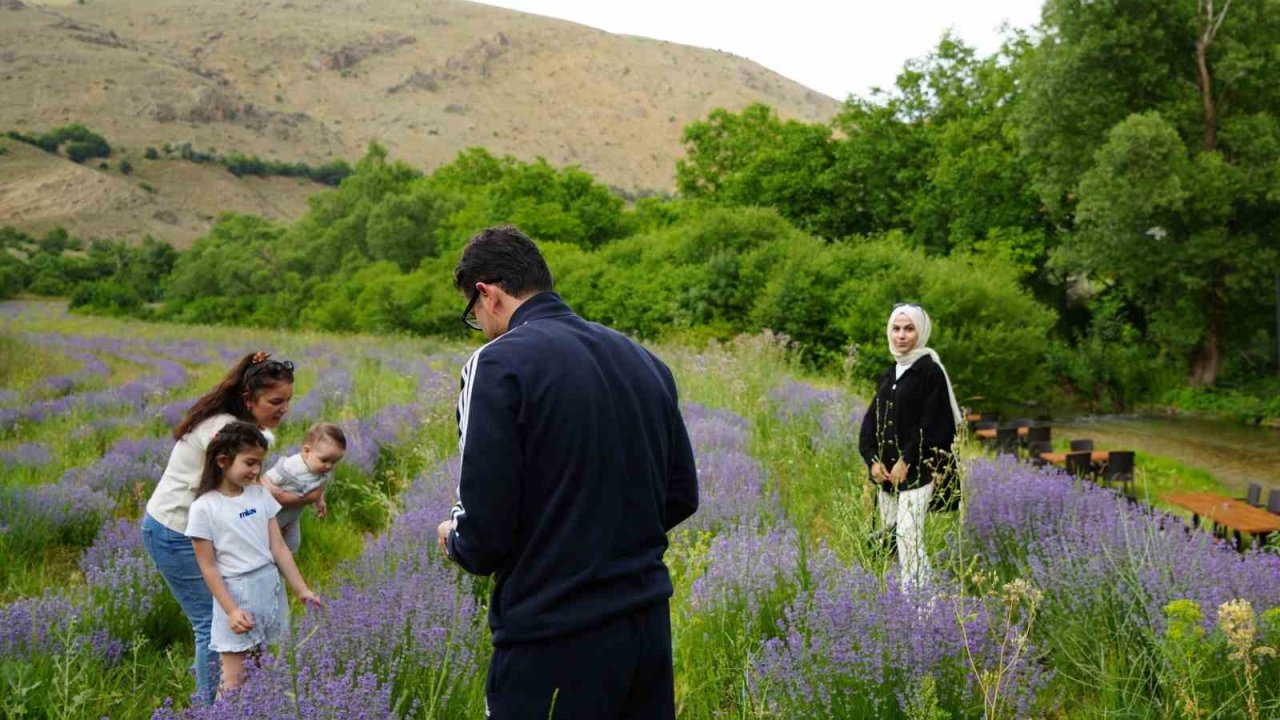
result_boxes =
[262,423,346,554]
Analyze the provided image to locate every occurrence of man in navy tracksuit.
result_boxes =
[435,225,699,719]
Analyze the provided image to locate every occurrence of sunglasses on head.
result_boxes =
[244,359,295,384]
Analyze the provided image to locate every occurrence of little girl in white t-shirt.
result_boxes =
[186,421,321,693]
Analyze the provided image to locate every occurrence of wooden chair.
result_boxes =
[1268,489,1280,516]
[1069,439,1094,452]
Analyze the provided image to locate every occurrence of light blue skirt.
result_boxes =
[209,563,289,653]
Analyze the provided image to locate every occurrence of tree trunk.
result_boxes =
[1196,0,1231,152]
[1274,270,1280,377]
[1196,36,1216,152]
[1190,319,1223,388]
[1190,280,1228,388]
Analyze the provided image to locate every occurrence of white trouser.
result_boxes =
[878,483,933,589]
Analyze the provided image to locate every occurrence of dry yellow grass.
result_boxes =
[0,0,839,244]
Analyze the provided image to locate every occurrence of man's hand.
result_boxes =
[436,520,452,556]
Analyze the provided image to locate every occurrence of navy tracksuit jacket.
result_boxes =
[446,292,699,647]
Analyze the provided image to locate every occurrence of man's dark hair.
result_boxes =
[454,225,554,298]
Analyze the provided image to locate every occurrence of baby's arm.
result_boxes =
[315,486,328,519]
[268,518,321,607]
[261,459,309,508]
[192,539,255,633]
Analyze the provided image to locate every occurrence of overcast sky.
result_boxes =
[477,0,1045,100]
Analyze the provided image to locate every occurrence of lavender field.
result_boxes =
[2,301,1277,719]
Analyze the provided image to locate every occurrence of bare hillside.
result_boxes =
[0,0,838,243]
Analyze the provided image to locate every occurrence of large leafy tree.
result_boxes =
[676,104,836,236]
[1022,0,1280,385]
[677,37,1051,267]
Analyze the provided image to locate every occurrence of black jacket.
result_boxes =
[446,292,698,645]
[857,355,957,493]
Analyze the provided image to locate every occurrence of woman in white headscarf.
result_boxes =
[857,303,961,589]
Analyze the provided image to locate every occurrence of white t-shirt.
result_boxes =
[146,413,237,533]
[185,484,283,577]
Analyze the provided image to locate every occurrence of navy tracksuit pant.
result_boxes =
[485,601,675,720]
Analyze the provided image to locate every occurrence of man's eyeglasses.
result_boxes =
[462,278,503,331]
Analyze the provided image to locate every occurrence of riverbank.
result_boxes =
[1054,414,1280,499]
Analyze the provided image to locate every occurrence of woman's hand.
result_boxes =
[871,462,889,483]
[890,460,909,486]
[299,590,323,609]
[229,608,255,634]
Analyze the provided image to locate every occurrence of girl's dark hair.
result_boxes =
[195,421,268,498]
[174,352,296,440]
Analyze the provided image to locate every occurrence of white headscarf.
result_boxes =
[886,304,963,426]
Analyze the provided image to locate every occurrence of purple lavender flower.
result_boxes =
[753,556,1048,716]
[683,403,750,452]
[684,449,774,532]
[964,455,1280,635]
[81,518,169,640]
[689,523,801,620]
[0,441,53,468]
[768,380,865,454]
[0,592,79,660]
[344,404,423,474]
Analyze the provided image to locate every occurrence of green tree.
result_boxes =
[161,214,294,326]
[677,104,836,236]
[1022,0,1280,385]
[0,251,29,299]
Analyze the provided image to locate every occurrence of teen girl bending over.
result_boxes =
[185,421,321,694]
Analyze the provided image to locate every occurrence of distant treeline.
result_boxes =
[4,124,352,186]
[155,142,354,186]
[0,227,176,312]
[4,0,1280,420]
[6,124,112,164]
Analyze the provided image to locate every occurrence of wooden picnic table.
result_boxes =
[1038,451,1110,466]
[975,427,1030,439]
[1163,492,1280,545]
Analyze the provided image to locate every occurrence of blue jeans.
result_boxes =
[141,512,219,704]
